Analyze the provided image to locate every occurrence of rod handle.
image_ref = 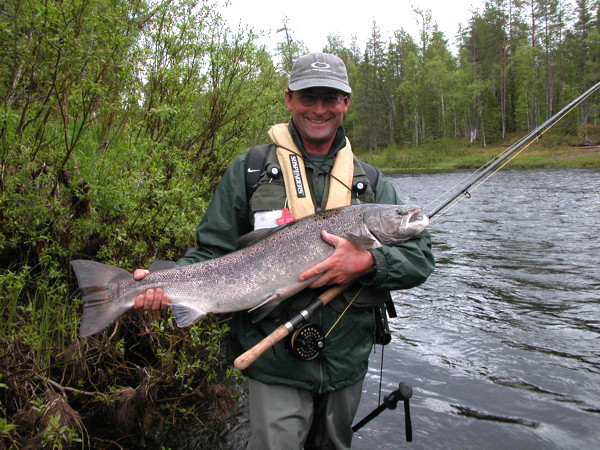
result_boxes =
[234,325,288,370]
[233,284,348,371]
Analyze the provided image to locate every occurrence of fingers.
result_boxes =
[133,269,149,280]
[306,272,328,289]
[298,230,376,289]
[298,231,334,284]
[134,288,170,310]
[320,230,340,246]
[132,269,169,310]
[299,260,325,281]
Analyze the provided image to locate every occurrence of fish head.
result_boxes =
[363,205,429,246]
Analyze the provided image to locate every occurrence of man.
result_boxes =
[134,52,434,449]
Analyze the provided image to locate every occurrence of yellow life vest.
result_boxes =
[268,123,355,219]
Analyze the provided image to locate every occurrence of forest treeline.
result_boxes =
[1,0,599,446]
[326,0,600,149]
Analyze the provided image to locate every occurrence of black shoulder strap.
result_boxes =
[245,144,273,199]
[246,148,380,198]
[358,160,379,195]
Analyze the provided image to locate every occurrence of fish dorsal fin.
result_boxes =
[148,260,178,272]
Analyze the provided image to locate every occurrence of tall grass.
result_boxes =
[355,130,600,171]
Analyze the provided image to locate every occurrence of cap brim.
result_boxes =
[289,78,352,94]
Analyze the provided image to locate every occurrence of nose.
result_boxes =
[311,97,328,114]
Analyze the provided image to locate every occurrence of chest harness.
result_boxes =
[245,124,378,220]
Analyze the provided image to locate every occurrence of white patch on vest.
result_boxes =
[289,154,306,198]
[254,210,282,230]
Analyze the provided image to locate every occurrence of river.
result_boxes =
[353,168,600,449]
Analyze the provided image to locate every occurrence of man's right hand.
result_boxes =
[133,269,170,310]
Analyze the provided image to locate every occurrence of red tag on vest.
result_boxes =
[276,208,295,225]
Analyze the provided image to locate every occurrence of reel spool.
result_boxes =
[285,323,324,360]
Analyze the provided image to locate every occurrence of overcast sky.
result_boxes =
[218,0,482,55]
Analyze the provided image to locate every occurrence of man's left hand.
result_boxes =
[299,230,375,288]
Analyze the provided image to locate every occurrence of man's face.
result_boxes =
[285,87,350,151]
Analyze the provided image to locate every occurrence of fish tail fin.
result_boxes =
[70,260,134,337]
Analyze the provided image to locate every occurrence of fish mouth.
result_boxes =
[401,207,427,228]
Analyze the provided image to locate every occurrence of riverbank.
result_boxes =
[355,132,600,172]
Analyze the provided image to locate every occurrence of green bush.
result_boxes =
[0,0,286,445]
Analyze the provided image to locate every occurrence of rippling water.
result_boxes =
[353,169,600,449]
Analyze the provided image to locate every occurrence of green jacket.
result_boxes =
[178,123,434,393]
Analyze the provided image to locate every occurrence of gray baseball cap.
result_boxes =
[289,52,351,94]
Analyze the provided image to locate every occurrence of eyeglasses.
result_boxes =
[290,91,349,107]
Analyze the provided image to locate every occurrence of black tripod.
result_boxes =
[352,381,413,442]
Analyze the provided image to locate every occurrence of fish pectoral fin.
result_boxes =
[250,301,283,323]
[247,291,279,313]
[246,284,303,313]
[247,290,285,322]
[169,304,207,328]
[248,281,314,323]
[346,233,380,249]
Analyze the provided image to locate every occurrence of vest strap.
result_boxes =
[325,137,354,211]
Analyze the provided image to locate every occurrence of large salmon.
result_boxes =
[71,204,429,337]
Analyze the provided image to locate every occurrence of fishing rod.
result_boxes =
[347,81,600,436]
[427,80,600,221]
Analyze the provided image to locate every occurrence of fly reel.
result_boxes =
[285,323,324,360]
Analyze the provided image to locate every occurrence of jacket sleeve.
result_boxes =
[363,171,435,290]
[177,155,250,266]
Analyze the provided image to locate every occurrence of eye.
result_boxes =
[300,94,318,105]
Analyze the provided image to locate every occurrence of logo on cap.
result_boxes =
[311,62,331,69]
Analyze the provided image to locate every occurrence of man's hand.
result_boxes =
[298,230,375,289]
[132,269,170,310]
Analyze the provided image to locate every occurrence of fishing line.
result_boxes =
[323,286,363,339]
[321,285,387,407]
[429,141,532,224]
[378,342,385,405]
[429,132,542,224]
[421,154,501,214]
[431,134,544,222]
[425,80,600,223]
[284,287,363,361]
